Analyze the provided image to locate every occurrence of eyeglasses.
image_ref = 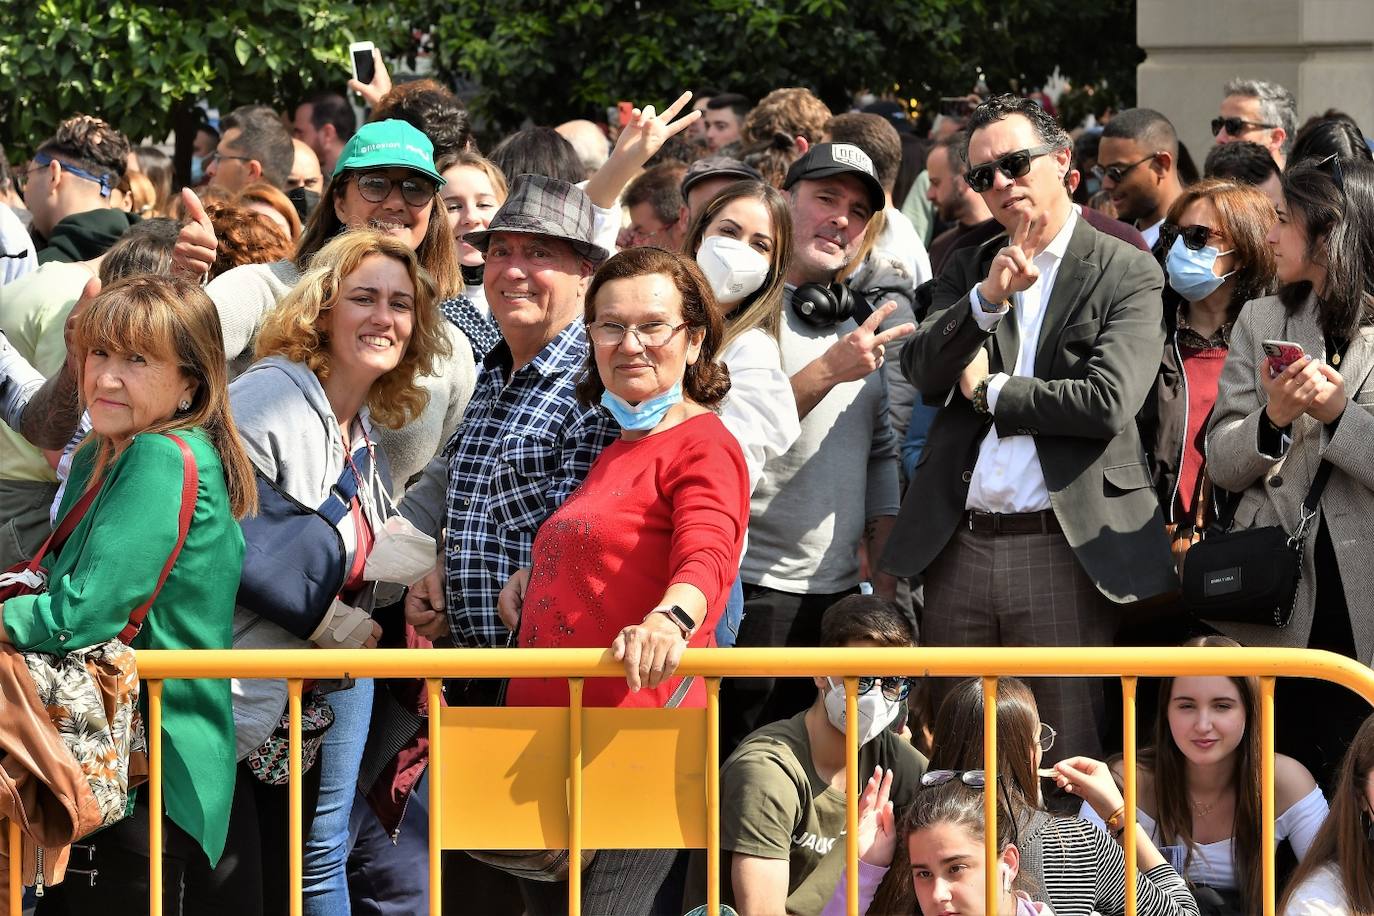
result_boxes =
[587,320,689,348]
[1161,222,1225,252]
[354,172,438,208]
[827,676,913,702]
[205,150,254,168]
[964,143,1061,193]
[921,769,993,790]
[1037,721,1057,754]
[20,152,114,197]
[1091,153,1157,184]
[1211,116,1276,138]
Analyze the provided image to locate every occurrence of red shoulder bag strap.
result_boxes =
[116,433,199,644]
[12,476,103,581]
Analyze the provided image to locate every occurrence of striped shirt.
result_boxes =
[1022,814,1200,916]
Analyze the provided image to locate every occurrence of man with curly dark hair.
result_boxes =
[22,114,137,263]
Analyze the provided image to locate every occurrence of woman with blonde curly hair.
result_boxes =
[227,228,448,913]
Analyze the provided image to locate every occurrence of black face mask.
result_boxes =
[286,187,321,223]
[461,263,485,287]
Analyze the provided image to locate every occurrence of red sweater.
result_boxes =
[1176,343,1229,520]
[505,413,749,709]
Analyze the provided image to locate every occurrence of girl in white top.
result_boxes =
[1077,636,1328,913]
[685,180,801,491]
[1279,712,1374,915]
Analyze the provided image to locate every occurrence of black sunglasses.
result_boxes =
[1210,116,1276,138]
[354,171,437,208]
[1161,222,1224,252]
[964,144,1060,193]
[1091,153,1157,185]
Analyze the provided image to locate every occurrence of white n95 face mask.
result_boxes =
[363,515,437,586]
[696,235,771,305]
[823,677,904,746]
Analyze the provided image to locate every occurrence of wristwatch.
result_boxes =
[647,605,697,639]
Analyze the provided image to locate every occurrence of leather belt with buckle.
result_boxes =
[966,510,1062,536]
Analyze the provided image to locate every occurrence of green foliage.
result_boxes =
[0,0,412,157]
[428,0,1141,133]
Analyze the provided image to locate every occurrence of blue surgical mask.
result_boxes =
[189,155,207,185]
[1166,236,1236,302]
[600,380,683,431]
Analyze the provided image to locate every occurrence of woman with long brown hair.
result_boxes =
[1280,712,1374,914]
[1090,636,1326,915]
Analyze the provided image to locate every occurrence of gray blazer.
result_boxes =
[882,216,1177,605]
[1205,294,1374,664]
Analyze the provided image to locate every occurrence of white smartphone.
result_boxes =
[349,41,376,85]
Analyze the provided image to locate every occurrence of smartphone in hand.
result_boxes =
[349,41,376,86]
[1262,339,1305,376]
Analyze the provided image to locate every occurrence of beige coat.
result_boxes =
[1206,294,1374,664]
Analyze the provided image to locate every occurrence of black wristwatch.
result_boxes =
[647,605,696,639]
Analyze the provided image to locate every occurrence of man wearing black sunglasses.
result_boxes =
[883,94,1176,766]
[1098,108,1186,251]
[1214,77,1297,169]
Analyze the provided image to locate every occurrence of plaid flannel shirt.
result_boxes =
[441,319,617,647]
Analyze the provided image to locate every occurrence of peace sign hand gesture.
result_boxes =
[981,213,1042,305]
[585,92,702,211]
[822,301,916,384]
[611,91,701,168]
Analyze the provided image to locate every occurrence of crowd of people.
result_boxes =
[1,57,1373,916]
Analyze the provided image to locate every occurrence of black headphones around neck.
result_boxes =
[791,281,858,327]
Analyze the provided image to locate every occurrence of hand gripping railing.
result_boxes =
[6,646,1372,916]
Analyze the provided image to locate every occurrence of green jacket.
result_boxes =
[36,208,139,264]
[3,428,241,865]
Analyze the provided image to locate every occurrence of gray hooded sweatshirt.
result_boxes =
[227,356,398,758]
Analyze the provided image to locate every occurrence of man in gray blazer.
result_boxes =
[882,95,1177,763]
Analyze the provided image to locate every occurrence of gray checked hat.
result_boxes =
[463,173,609,265]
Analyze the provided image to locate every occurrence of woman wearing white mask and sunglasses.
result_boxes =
[684,181,801,647]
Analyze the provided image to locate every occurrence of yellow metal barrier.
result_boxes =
[5,646,1373,916]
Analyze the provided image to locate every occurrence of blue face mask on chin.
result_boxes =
[600,380,683,431]
[1166,236,1236,302]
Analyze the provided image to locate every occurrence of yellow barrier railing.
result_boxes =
[6,646,1373,916]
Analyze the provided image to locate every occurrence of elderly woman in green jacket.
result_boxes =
[0,275,259,914]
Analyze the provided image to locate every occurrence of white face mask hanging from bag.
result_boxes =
[358,440,438,587]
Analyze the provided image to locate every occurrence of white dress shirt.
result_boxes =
[1140,217,1164,251]
[963,209,1078,513]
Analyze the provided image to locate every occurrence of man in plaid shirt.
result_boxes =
[402,175,616,677]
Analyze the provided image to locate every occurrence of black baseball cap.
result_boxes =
[680,155,764,198]
[782,142,885,213]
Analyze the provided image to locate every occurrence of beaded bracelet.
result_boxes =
[972,376,992,415]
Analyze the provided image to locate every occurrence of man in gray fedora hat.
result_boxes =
[402,174,617,679]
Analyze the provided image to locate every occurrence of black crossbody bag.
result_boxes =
[1181,459,1333,628]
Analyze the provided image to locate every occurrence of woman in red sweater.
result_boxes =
[501,245,749,711]
[498,245,748,915]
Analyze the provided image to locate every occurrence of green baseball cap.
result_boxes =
[332,119,445,186]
